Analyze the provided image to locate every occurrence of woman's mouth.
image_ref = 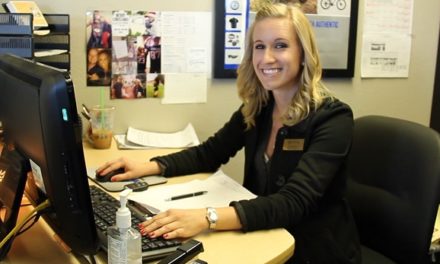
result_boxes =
[262,68,282,75]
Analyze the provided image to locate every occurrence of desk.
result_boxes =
[1,140,295,264]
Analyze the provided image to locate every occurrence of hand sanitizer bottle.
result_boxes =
[107,189,142,264]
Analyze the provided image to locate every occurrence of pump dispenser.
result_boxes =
[116,188,131,230]
[107,189,142,264]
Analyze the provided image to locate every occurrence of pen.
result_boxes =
[128,199,154,219]
[81,104,91,120]
[82,103,90,115]
[81,111,91,120]
[165,191,208,201]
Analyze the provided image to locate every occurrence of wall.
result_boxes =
[23,0,440,182]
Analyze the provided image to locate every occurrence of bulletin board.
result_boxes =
[213,0,359,78]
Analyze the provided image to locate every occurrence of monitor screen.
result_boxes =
[0,54,99,255]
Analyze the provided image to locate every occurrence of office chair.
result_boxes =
[346,115,440,264]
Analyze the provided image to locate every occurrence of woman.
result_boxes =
[86,48,104,86]
[97,3,360,263]
[97,49,112,85]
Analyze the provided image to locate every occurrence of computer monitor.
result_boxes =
[0,54,99,255]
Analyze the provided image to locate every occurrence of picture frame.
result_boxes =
[213,0,359,78]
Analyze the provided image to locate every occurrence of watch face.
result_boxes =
[207,207,218,222]
[206,207,217,229]
[230,0,240,10]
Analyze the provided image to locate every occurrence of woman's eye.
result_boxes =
[254,44,264,49]
[275,43,288,49]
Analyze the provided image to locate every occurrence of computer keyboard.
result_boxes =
[89,185,181,261]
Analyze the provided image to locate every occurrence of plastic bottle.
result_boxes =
[107,188,142,264]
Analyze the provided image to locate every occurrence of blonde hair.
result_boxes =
[237,3,332,129]
[251,0,317,14]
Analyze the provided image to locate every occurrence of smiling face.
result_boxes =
[88,49,98,65]
[252,17,303,94]
[98,52,110,71]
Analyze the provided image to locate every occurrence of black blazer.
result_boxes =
[154,97,361,264]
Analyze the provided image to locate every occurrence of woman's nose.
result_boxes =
[262,48,275,62]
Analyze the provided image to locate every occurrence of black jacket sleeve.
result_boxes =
[151,106,247,177]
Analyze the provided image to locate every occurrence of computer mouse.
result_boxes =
[95,168,125,182]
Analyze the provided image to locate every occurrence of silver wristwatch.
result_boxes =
[206,207,218,229]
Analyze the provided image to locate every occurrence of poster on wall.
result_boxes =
[86,11,112,86]
[85,10,211,104]
[86,10,164,99]
[360,0,414,78]
[214,0,359,78]
[223,0,249,70]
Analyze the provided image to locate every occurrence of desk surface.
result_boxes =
[2,141,295,264]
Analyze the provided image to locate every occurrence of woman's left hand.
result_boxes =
[139,209,208,239]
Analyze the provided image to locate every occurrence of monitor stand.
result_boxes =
[0,148,29,260]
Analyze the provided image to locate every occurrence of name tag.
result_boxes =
[283,138,304,151]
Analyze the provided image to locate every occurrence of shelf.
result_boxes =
[0,12,70,70]
[34,52,70,70]
[0,13,32,35]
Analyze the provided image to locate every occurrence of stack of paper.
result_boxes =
[114,123,200,149]
[130,170,256,214]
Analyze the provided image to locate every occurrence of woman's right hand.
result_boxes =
[96,157,161,182]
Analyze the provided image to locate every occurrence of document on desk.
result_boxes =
[129,170,256,214]
[113,134,154,150]
[126,123,199,149]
